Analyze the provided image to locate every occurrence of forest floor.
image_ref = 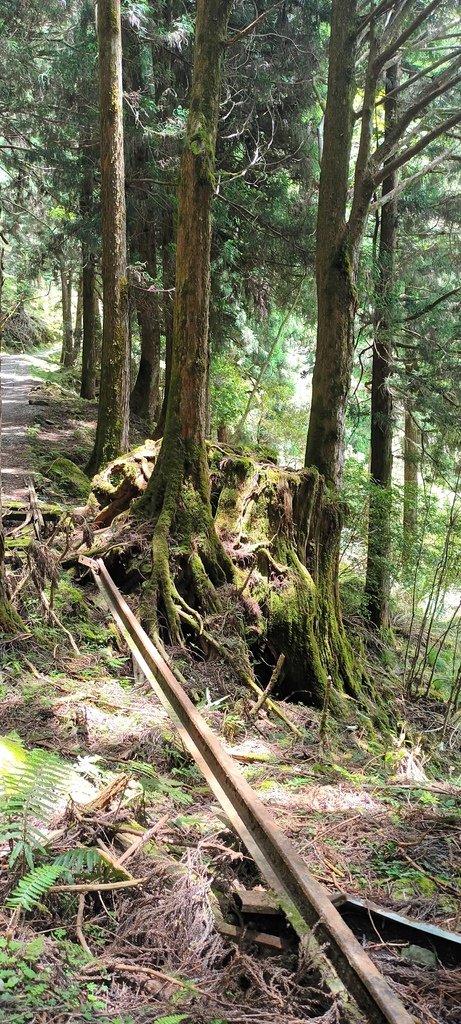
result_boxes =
[1,350,461,1024]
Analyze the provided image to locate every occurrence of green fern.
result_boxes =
[6,847,116,912]
[6,863,66,911]
[0,739,74,869]
[53,846,103,875]
[153,1016,189,1024]
[126,761,193,806]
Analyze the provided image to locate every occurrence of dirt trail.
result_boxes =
[0,350,57,500]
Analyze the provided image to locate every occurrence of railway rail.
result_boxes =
[81,555,416,1024]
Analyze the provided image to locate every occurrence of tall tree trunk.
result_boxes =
[87,0,130,475]
[293,0,366,698]
[60,259,74,368]
[364,61,399,629]
[122,21,161,422]
[403,409,420,555]
[140,0,234,639]
[130,225,161,421]
[80,245,97,399]
[304,1,360,488]
[73,273,83,361]
[153,207,174,439]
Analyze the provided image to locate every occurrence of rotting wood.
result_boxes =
[233,886,282,917]
[76,773,128,813]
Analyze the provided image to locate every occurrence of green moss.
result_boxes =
[0,594,24,635]
[46,458,91,500]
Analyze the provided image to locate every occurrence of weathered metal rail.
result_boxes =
[81,556,415,1024]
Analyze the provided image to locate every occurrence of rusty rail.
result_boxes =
[81,556,415,1024]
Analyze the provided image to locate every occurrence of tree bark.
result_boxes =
[60,259,74,368]
[122,20,161,423]
[153,207,174,440]
[87,0,130,475]
[140,0,234,638]
[80,244,97,399]
[304,0,360,489]
[130,224,161,422]
[403,409,420,554]
[73,273,83,360]
[364,61,399,629]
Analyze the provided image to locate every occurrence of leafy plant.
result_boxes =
[6,864,67,911]
[153,1016,189,1024]
[0,739,74,871]
[125,760,194,806]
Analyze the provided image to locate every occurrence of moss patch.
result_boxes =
[46,458,91,500]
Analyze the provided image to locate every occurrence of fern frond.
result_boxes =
[0,741,74,866]
[54,847,104,875]
[6,864,66,911]
[153,1016,189,1024]
[125,761,193,806]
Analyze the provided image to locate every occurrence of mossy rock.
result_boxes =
[47,458,91,499]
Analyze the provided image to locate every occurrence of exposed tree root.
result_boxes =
[212,452,362,710]
[137,436,233,645]
[84,443,366,712]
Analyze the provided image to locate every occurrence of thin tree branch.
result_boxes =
[376,61,461,164]
[357,0,398,37]
[374,110,461,185]
[225,3,283,47]
[376,48,461,105]
[376,0,443,69]
[401,286,461,323]
[369,150,456,211]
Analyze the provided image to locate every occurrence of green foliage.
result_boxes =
[125,760,194,806]
[6,863,66,911]
[0,934,111,1021]
[153,1017,189,1024]
[53,846,103,874]
[0,740,73,870]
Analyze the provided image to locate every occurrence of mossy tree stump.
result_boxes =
[212,453,360,708]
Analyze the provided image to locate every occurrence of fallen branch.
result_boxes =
[398,848,461,898]
[117,814,169,866]
[77,774,129,813]
[81,958,203,992]
[50,877,148,894]
[250,653,285,717]
[75,894,93,957]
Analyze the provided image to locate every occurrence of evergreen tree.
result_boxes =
[87,0,130,474]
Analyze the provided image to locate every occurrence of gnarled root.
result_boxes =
[138,438,233,645]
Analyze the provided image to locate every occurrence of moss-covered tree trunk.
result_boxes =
[87,0,130,475]
[364,61,399,629]
[211,455,358,706]
[300,0,369,696]
[139,0,234,638]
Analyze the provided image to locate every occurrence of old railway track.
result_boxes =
[81,556,416,1024]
